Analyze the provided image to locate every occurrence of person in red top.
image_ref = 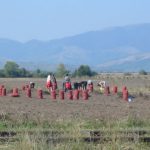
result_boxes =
[46,73,57,92]
[63,74,72,92]
[46,74,52,92]
[51,73,57,90]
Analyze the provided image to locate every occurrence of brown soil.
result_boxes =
[0,77,150,122]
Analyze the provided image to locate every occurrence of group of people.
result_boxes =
[46,73,95,92]
[46,73,57,92]
[46,73,71,92]
[29,74,106,93]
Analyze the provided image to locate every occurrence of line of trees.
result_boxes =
[0,61,29,77]
[0,61,97,78]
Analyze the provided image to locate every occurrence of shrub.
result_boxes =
[139,70,147,75]
[72,65,97,77]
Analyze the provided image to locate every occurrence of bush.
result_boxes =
[0,69,5,77]
[0,61,51,78]
[124,72,132,76]
[55,64,69,77]
[139,70,147,75]
[72,65,97,77]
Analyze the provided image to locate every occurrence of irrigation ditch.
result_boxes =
[0,130,150,144]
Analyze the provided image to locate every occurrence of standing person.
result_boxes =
[63,73,71,91]
[51,73,57,90]
[64,73,70,82]
[46,74,52,92]
[87,80,94,92]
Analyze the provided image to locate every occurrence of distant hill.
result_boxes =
[0,23,150,71]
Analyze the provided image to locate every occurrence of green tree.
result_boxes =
[0,69,5,77]
[1,61,51,78]
[139,69,147,75]
[55,64,69,77]
[33,69,42,77]
[4,61,20,77]
[32,69,49,78]
[18,68,32,77]
[73,65,97,77]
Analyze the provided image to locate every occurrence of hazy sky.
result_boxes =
[0,0,150,41]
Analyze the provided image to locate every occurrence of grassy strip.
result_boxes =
[0,116,150,149]
[0,115,150,131]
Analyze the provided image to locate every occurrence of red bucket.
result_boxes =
[73,90,79,100]
[59,90,64,100]
[51,90,56,100]
[2,88,6,96]
[26,88,31,98]
[113,86,118,94]
[123,90,128,101]
[82,90,88,100]
[37,89,43,99]
[104,86,110,96]
[67,90,73,100]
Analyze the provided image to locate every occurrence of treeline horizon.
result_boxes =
[0,61,97,78]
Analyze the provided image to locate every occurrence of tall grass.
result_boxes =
[0,114,150,149]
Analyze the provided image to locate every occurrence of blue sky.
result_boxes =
[0,0,150,41]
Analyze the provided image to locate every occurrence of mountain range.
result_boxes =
[0,23,150,72]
